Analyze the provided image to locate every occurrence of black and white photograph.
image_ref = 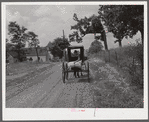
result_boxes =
[2,1,148,120]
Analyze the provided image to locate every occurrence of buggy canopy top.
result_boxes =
[63,45,84,62]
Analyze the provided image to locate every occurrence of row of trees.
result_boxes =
[6,21,40,62]
[69,5,143,50]
[7,21,70,62]
[49,36,103,58]
[7,5,143,61]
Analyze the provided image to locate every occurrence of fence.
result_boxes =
[96,44,143,88]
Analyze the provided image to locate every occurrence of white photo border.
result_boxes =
[2,1,148,120]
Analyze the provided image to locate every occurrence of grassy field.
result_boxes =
[6,61,56,88]
[6,61,55,76]
[88,44,143,108]
[89,58,143,108]
[7,62,38,75]
[89,44,143,88]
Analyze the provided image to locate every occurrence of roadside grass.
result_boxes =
[89,44,143,89]
[6,61,55,94]
[6,61,54,76]
[90,60,143,108]
[6,61,56,89]
[6,65,51,88]
[7,62,37,75]
[6,62,56,100]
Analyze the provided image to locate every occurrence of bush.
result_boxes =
[89,40,103,54]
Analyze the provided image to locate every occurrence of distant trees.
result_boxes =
[7,21,41,62]
[69,13,108,50]
[8,21,28,61]
[89,39,103,54]
[50,37,70,59]
[98,5,144,46]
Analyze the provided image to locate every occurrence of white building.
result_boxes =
[26,51,53,62]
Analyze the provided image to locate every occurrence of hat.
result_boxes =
[74,50,78,53]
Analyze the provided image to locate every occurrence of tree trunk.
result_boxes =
[17,49,21,62]
[35,47,39,62]
[102,31,108,51]
[94,33,96,39]
[119,40,122,47]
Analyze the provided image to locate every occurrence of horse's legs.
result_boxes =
[81,70,83,76]
[77,71,80,78]
[74,71,77,78]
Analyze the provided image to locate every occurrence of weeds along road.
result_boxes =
[6,62,95,108]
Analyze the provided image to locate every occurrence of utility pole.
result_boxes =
[63,30,65,41]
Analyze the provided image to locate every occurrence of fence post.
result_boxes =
[115,51,118,66]
[102,51,104,61]
[108,50,110,62]
[104,51,106,63]
[131,57,135,82]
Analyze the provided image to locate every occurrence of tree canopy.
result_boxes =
[50,37,70,58]
[8,21,28,45]
[98,5,144,45]
[8,21,29,61]
[7,21,41,62]
[27,31,40,61]
[69,13,108,50]
[27,31,39,48]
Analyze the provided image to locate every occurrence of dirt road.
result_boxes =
[6,58,143,108]
[6,62,95,108]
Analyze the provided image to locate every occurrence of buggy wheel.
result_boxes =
[62,62,65,83]
[87,62,90,82]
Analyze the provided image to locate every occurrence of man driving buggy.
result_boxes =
[73,50,80,64]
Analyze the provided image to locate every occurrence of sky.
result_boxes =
[6,4,141,49]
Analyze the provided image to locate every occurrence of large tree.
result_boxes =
[69,13,108,50]
[27,31,40,62]
[8,21,28,61]
[98,5,144,45]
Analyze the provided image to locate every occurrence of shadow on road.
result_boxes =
[63,73,94,84]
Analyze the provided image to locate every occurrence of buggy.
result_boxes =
[62,45,89,83]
